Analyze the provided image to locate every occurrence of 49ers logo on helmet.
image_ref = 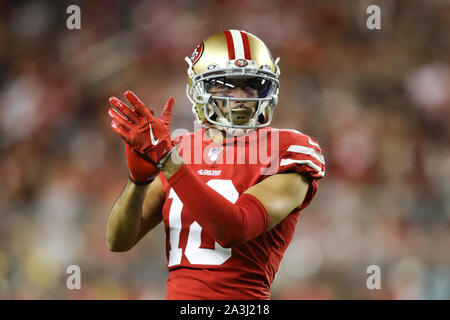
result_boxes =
[234,59,248,67]
[190,42,204,64]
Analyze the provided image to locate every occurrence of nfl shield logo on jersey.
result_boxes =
[208,147,223,162]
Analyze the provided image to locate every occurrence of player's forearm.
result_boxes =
[163,162,268,248]
[106,180,148,251]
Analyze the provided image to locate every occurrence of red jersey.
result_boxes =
[159,127,325,299]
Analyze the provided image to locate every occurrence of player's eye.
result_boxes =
[206,77,272,98]
[245,79,259,89]
[205,77,233,92]
[246,78,272,98]
[243,85,258,95]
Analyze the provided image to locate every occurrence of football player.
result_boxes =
[106,30,325,299]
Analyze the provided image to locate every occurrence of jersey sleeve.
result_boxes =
[277,130,325,211]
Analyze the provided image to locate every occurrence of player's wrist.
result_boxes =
[156,145,176,169]
[161,148,184,180]
[128,174,156,186]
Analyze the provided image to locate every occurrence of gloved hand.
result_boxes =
[108,90,175,183]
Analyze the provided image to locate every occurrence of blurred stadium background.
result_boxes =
[0,0,449,299]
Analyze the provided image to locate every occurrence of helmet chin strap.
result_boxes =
[207,123,256,138]
[215,118,257,137]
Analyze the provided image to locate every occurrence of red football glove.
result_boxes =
[124,143,159,184]
[108,91,175,181]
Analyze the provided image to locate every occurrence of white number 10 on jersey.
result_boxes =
[167,179,239,266]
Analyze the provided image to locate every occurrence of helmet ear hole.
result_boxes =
[259,105,271,124]
[258,113,265,124]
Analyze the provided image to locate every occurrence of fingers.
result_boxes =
[109,107,132,143]
[110,119,130,143]
[160,96,175,129]
[109,97,140,123]
[124,90,152,118]
[108,108,132,130]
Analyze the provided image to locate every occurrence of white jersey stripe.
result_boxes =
[280,159,325,177]
[308,137,320,149]
[229,30,245,59]
[287,145,325,165]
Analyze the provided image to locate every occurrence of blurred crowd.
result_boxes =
[0,0,449,299]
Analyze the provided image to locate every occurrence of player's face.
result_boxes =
[207,77,260,125]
